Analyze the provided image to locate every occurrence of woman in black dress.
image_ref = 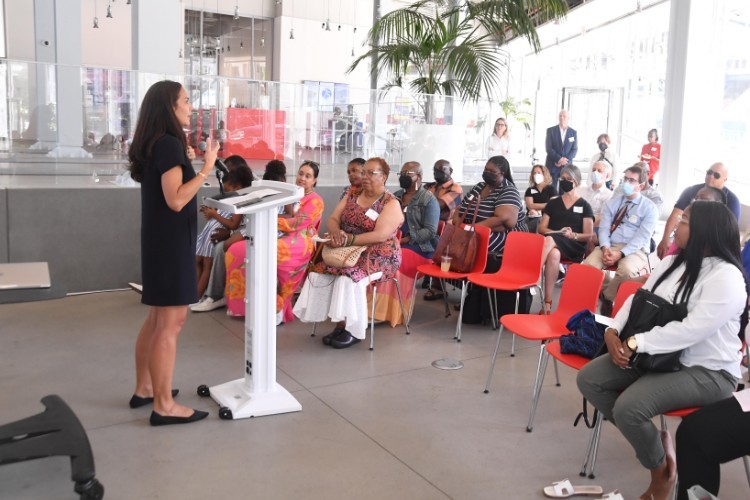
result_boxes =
[537,165,594,313]
[524,164,557,234]
[127,80,219,426]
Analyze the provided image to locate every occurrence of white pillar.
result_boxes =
[131,0,182,75]
[54,0,84,149]
[660,0,724,207]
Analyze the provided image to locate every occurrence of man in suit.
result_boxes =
[545,109,578,190]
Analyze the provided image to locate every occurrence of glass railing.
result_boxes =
[0,59,526,186]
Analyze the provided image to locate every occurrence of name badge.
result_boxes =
[627,214,639,224]
[365,208,379,221]
[573,206,583,214]
[530,188,539,194]
[403,206,408,213]
[651,146,657,151]
[568,137,575,142]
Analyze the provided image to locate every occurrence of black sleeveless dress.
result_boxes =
[140,135,198,306]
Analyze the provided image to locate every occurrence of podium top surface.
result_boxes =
[202,180,303,214]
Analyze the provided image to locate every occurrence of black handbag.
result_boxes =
[618,288,688,372]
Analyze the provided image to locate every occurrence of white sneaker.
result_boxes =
[190,297,226,312]
[276,310,284,326]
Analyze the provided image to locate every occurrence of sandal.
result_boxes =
[424,289,445,301]
[543,479,604,498]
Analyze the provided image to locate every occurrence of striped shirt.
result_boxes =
[457,181,527,256]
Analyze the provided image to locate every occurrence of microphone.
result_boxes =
[197,141,229,174]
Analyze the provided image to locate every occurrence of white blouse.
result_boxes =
[611,255,746,378]
[487,134,510,157]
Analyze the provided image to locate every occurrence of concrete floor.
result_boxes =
[1,288,748,499]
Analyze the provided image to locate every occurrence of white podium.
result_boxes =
[201,180,303,419]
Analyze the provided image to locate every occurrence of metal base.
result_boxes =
[209,379,301,419]
[432,358,464,370]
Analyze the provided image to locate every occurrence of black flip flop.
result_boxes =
[424,289,445,301]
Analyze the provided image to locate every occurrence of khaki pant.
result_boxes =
[583,243,648,302]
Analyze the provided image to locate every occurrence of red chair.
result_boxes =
[546,281,643,477]
[467,232,546,344]
[411,225,491,341]
[483,264,604,432]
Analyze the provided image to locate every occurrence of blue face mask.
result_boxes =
[621,182,635,196]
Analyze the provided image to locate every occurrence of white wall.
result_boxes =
[80,0,132,69]
[5,0,35,60]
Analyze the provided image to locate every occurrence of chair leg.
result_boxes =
[455,280,469,342]
[581,411,603,479]
[486,288,498,330]
[439,279,451,318]
[392,278,410,335]
[743,455,750,489]
[510,292,519,357]
[526,342,550,432]
[553,358,561,387]
[407,272,420,325]
[311,322,317,337]
[484,325,505,394]
[369,284,377,351]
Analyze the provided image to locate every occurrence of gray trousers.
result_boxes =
[576,355,736,469]
[205,242,227,300]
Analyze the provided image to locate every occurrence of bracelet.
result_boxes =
[346,233,354,247]
[198,171,208,179]
[351,234,356,246]
[573,232,578,241]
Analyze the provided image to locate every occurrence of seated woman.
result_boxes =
[294,157,403,348]
[577,201,747,500]
[374,161,440,324]
[341,157,365,199]
[225,161,324,323]
[537,165,594,314]
[524,164,558,234]
[455,155,528,324]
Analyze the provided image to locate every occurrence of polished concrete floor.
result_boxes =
[1,288,748,499]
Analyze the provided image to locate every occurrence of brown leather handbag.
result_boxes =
[432,195,481,273]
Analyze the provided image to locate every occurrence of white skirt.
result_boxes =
[293,271,383,339]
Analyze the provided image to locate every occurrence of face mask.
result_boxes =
[621,182,635,196]
[399,175,413,190]
[589,171,603,185]
[598,142,608,152]
[533,173,544,185]
[433,170,448,183]
[559,179,574,193]
[482,171,498,185]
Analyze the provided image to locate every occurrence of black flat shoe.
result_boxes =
[322,328,345,346]
[149,409,209,426]
[330,331,361,349]
[129,389,180,408]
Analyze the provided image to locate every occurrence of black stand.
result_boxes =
[0,395,104,499]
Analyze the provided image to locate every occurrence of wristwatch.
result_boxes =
[626,336,638,352]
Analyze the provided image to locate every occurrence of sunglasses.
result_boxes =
[705,169,721,179]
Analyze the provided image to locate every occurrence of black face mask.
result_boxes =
[559,179,575,193]
[399,175,413,190]
[433,170,448,183]
[482,171,498,186]
[598,142,608,152]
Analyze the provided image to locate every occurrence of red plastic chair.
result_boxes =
[411,224,491,341]
[546,281,643,477]
[467,232,546,344]
[483,264,604,432]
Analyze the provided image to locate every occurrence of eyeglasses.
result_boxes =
[705,169,721,179]
[621,176,640,185]
[364,170,384,177]
[400,171,418,176]
[495,123,506,127]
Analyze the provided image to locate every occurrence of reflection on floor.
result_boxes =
[1,287,748,499]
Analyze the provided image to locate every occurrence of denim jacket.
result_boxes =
[394,187,440,254]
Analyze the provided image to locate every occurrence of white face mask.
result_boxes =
[589,171,603,185]
[533,173,545,185]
